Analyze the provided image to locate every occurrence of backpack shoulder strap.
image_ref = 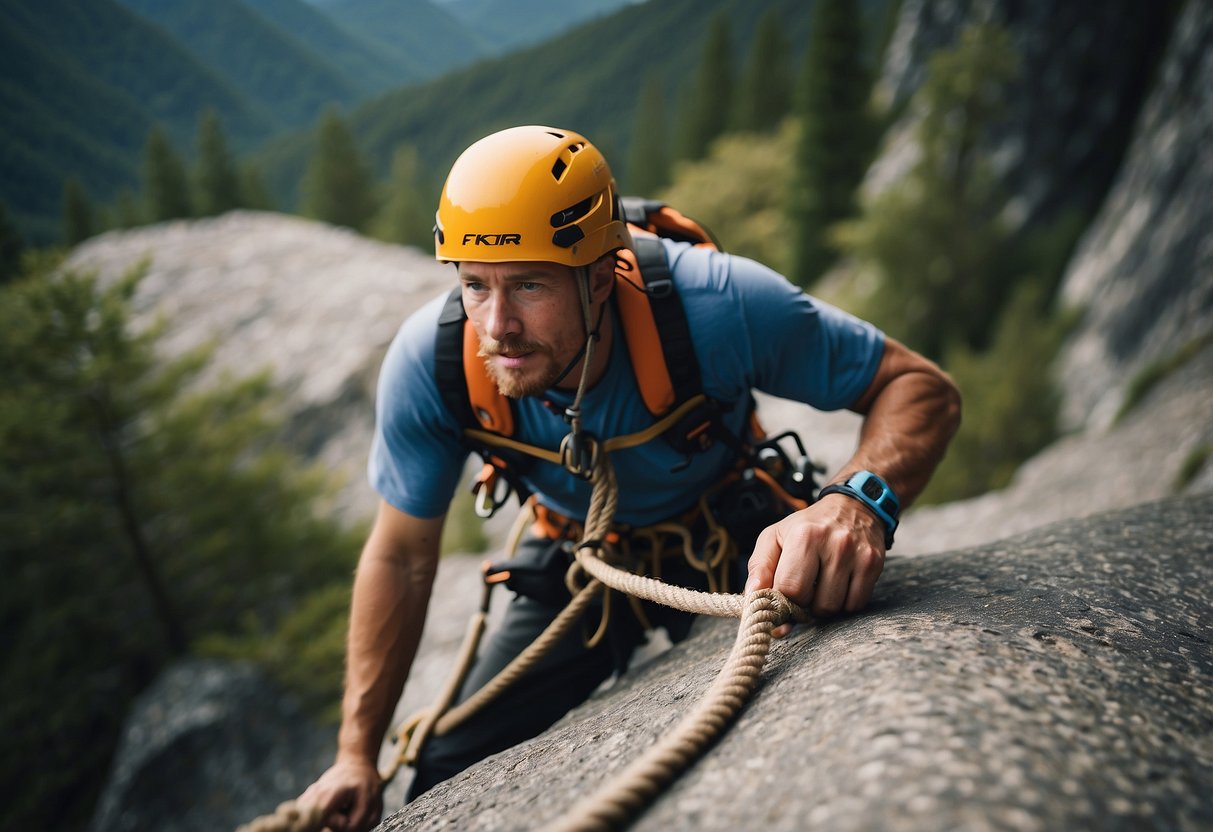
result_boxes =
[614,238,701,416]
[435,286,513,435]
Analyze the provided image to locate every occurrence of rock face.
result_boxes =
[384,494,1213,832]
[1057,1,1213,430]
[88,660,333,832]
[869,0,1177,230]
[68,211,454,524]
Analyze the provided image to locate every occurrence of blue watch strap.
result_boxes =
[817,470,900,548]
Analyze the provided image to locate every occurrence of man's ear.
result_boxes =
[589,255,616,303]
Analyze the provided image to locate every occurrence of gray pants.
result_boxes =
[406,535,716,800]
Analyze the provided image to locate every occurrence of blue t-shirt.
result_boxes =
[369,240,884,525]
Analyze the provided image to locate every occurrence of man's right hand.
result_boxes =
[299,757,384,832]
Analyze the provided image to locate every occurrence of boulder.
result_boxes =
[67,211,454,525]
[88,660,333,832]
[383,493,1213,831]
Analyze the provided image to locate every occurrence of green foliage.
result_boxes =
[200,581,353,722]
[194,110,241,217]
[115,0,360,127]
[257,0,820,210]
[113,187,142,229]
[370,144,434,249]
[790,0,876,287]
[441,485,491,557]
[1116,330,1213,424]
[832,24,1089,502]
[0,201,26,284]
[239,162,277,212]
[676,13,735,162]
[659,122,797,276]
[1176,444,1213,492]
[0,0,273,243]
[834,24,1019,358]
[302,109,379,232]
[143,125,192,223]
[62,176,95,246]
[0,258,361,830]
[734,9,792,133]
[918,277,1072,504]
[624,74,672,195]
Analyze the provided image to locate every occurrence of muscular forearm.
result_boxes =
[840,339,962,507]
[746,338,959,616]
[337,509,441,765]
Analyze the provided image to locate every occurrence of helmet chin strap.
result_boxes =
[558,264,605,478]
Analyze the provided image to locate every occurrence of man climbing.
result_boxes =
[300,125,961,831]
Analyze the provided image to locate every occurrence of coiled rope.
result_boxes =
[237,452,807,832]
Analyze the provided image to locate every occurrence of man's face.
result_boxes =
[459,260,589,398]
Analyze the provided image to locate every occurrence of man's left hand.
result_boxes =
[743,493,886,623]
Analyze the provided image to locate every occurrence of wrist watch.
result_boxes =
[817,470,900,549]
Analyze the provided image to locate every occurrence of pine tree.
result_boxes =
[371,144,433,248]
[302,108,378,232]
[0,258,361,829]
[676,14,735,162]
[734,10,792,133]
[114,187,142,228]
[195,110,241,217]
[626,74,671,194]
[143,125,192,222]
[789,0,874,286]
[63,177,95,246]
[834,24,1020,358]
[239,162,277,211]
[0,201,24,285]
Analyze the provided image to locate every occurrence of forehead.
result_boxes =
[458,260,574,282]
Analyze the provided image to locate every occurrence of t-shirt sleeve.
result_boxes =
[368,294,469,518]
[673,243,885,411]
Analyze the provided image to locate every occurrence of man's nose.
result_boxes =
[483,291,521,341]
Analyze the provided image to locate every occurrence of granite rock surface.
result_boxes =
[384,494,1213,832]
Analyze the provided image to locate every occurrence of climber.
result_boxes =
[298,125,961,831]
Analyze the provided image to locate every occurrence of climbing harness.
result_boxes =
[236,441,818,832]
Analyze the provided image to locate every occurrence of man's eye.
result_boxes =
[463,282,486,293]
[518,282,542,292]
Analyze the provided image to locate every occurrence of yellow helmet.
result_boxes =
[435,125,632,267]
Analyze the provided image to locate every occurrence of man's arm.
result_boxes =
[301,500,444,832]
[745,336,961,617]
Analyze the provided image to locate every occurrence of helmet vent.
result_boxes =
[550,142,588,182]
[551,196,594,228]
[546,131,565,138]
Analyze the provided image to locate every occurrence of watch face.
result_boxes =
[860,477,884,501]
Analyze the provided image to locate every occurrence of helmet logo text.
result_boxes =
[462,233,522,246]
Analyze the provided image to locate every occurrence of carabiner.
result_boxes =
[559,430,600,480]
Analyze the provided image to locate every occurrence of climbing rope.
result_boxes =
[238,450,807,832]
[541,454,807,831]
[235,799,324,832]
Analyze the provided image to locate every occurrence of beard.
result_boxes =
[477,335,560,398]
